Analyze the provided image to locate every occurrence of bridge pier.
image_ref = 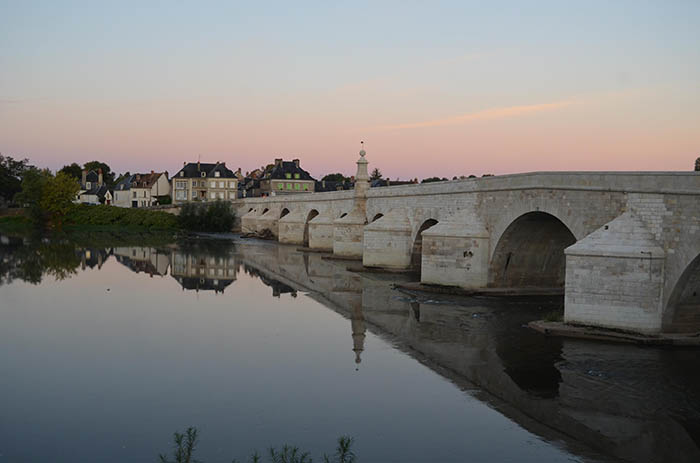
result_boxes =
[564,212,666,334]
[256,209,280,236]
[421,209,490,288]
[278,208,306,244]
[308,211,335,250]
[240,209,259,234]
[333,209,366,257]
[362,209,413,269]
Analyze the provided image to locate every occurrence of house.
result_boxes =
[259,158,315,196]
[77,169,112,205]
[113,171,170,208]
[171,161,238,204]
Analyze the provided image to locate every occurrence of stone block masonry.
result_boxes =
[233,169,700,335]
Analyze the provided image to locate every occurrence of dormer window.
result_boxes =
[294,173,300,179]
[285,173,291,179]
[214,171,220,177]
[201,172,206,177]
[86,182,91,189]
[180,172,184,177]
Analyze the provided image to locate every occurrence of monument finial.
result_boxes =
[359,140,366,158]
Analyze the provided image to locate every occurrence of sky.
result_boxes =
[1,0,699,180]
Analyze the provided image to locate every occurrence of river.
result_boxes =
[1,235,698,462]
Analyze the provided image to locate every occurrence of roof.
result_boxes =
[115,172,167,191]
[81,184,110,197]
[315,180,353,192]
[265,160,315,181]
[175,276,234,293]
[85,170,99,183]
[174,162,235,179]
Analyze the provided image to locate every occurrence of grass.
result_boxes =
[65,204,179,229]
[0,215,33,235]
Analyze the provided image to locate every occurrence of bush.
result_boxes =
[65,204,179,229]
[179,200,235,232]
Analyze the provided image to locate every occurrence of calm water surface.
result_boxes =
[1,236,699,462]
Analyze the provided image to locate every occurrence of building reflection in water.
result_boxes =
[171,248,237,294]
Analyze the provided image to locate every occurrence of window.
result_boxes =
[214,171,220,177]
[303,184,309,191]
[294,173,300,179]
[133,191,137,198]
[180,171,184,177]
[175,181,186,189]
[86,182,91,189]
[294,183,300,190]
[175,190,186,200]
[210,192,216,199]
[210,181,217,188]
[219,181,224,188]
[218,191,224,199]
[143,191,146,197]
[285,173,291,179]
[229,181,236,188]
[192,191,197,198]
[201,172,206,177]
[278,183,284,190]
[286,183,292,190]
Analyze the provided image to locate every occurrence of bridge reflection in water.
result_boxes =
[135,238,699,463]
[3,235,699,462]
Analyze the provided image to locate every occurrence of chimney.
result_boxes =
[98,168,103,185]
[82,170,87,186]
[151,170,154,175]
[274,158,283,168]
[293,158,300,168]
[197,161,200,171]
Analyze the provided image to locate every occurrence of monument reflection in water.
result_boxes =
[1,235,699,462]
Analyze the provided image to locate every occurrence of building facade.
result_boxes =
[172,162,238,204]
[113,171,171,208]
[259,158,315,196]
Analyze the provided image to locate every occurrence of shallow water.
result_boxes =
[1,236,698,462]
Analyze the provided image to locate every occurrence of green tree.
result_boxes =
[40,172,80,229]
[14,168,50,223]
[83,160,115,187]
[58,163,83,181]
[321,173,348,183]
[695,157,700,172]
[0,154,32,203]
[369,168,382,181]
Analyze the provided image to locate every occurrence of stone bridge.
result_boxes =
[234,151,700,335]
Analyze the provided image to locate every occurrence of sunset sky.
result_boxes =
[1,1,699,180]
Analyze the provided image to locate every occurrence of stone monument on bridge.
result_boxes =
[332,147,370,257]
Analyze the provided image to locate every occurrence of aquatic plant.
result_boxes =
[160,428,357,463]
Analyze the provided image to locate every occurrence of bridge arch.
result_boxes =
[280,208,290,219]
[663,253,700,333]
[411,219,439,272]
[261,208,269,215]
[489,211,576,288]
[304,209,320,246]
[371,213,384,223]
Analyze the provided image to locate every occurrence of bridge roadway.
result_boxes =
[235,169,700,335]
